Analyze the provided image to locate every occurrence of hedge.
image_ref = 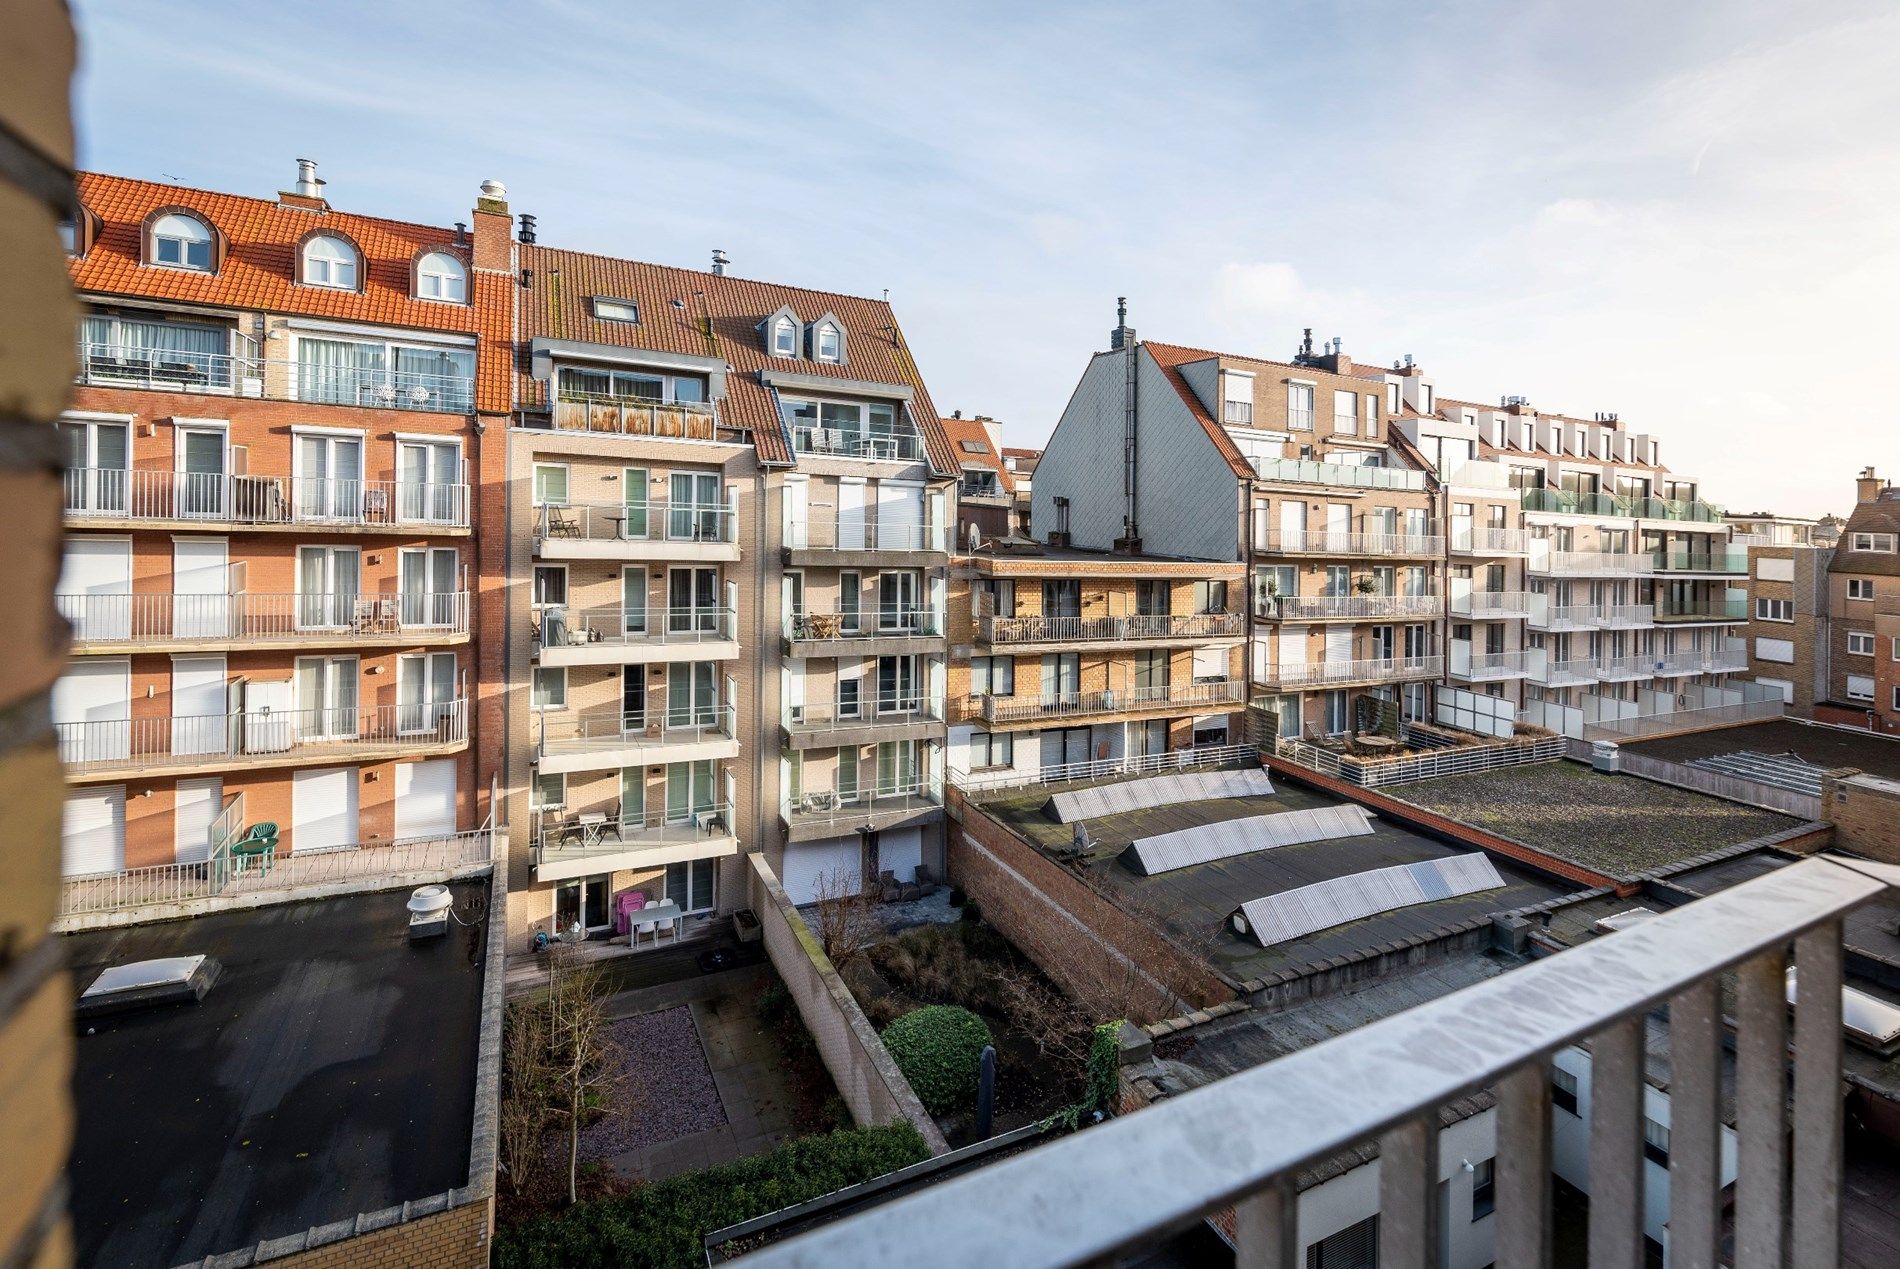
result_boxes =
[494,1123,929,1269]
[880,1004,993,1116]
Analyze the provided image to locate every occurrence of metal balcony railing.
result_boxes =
[1451,591,1532,618]
[978,679,1245,724]
[980,611,1244,643]
[62,469,470,528]
[1531,551,1658,577]
[1450,526,1531,553]
[1259,595,1439,622]
[533,495,738,546]
[787,609,945,642]
[1252,457,1427,491]
[57,591,470,645]
[1252,657,1441,690]
[75,342,476,413]
[1261,530,1443,556]
[57,699,468,774]
[743,854,1892,1269]
[538,605,736,650]
[547,392,719,441]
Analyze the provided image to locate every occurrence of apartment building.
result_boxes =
[1031,323,1445,740]
[1816,467,1900,732]
[53,166,504,877]
[498,240,958,937]
[946,545,1247,782]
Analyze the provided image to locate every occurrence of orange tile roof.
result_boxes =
[938,415,1014,493]
[71,172,479,336]
[517,244,955,473]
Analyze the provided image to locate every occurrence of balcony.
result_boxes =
[787,609,947,658]
[1528,601,1599,633]
[1449,525,1531,554]
[1530,550,1658,578]
[781,514,947,567]
[545,391,720,441]
[535,706,738,776]
[1251,658,1441,691]
[535,606,738,666]
[979,611,1244,646]
[1450,590,1531,620]
[740,855,1890,1269]
[783,697,946,751]
[75,342,475,414]
[1594,602,1656,629]
[1656,548,1749,575]
[1257,595,1439,623]
[976,679,1245,725]
[63,469,469,533]
[1528,656,1597,688]
[1259,530,1443,558]
[58,591,469,652]
[1595,653,1655,683]
[781,781,945,844]
[1252,457,1427,491]
[530,803,737,884]
[57,699,468,781]
[1451,648,1533,682]
[532,495,739,562]
[1656,597,1748,624]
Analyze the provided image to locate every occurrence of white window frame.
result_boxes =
[416,251,468,303]
[531,666,567,710]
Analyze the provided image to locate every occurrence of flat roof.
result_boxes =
[975,777,1573,984]
[66,881,491,1268]
[1622,718,1900,783]
[1394,760,1802,878]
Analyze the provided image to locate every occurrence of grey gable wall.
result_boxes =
[1032,346,1239,561]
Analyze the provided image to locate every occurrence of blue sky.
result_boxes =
[72,1,1900,516]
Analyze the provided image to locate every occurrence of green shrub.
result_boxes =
[881,1004,993,1115]
[494,1124,929,1269]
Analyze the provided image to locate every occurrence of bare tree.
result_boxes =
[542,947,626,1206]
[810,866,879,968]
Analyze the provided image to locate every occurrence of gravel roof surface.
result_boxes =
[1396,760,1799,877]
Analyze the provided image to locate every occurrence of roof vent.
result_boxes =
[407,884,454,941]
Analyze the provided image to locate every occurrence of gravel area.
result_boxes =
[1397,760,1799,877]
[576,1005,726,1161]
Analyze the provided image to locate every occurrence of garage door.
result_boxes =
[780,836,861,906]
[63,787,125,876]
[292,766,359,853]
[395,758,457,839]
[877,827,923,884]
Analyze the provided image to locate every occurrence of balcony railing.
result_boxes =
[1252,657,1441,690]
[63,468,470,528]
[1531,551,1658,577]
[1251,457,1427,491]
[536,705,737,758]
[788,609,946,642]
[1261,530,1443,556]
[57,699,468,775]
[58,591,469,645]
[548,392,719,441]
[792,426,925,462]
[743,854,1889,1269]
[978,679,1244,724]
[1657,597,1748,622]
[533,496,738,547]
[538,605,736,651]
[1450,590,1531,619]
[980,612,1244,643]
[75,342,475,414]
[1455,650,1534,680]
[1530,657,1597,688]
[1259,595,1439,622]
[782,516,946,553]
[1656,549,1749,574]
[1450,526,1531,554]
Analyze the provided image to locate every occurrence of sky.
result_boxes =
[70,0,1900,517]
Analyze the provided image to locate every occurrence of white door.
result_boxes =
[877,482,924,550]
[395,758,457,839]
[837,479,866,549]
[781,837,861,906]
[62,787,125,876]
[1279,501,1306,551]
[173,537,231,639]
[878,826,924,883]
[53,659,130,764]
[171,655,227,756]
[292,766,359,853]
[59,537,131,641]
[1325,628,1354,663]
[174,776,222,863]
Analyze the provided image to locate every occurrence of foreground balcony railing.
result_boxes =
[75,342,475,413]
[788,608,945,642]
[58,699,468,775]
[1260,530,1443,557]
[1252,457,1427,491]
[547,391,720,441]
[1253,657,1441,690]
[746,854,1891,1269]
[538,605,736,654]
[977,679,1245,724]
[63,468,469,528]
[1258,594,1438,622]
[58,591,469,645]
[980,611,1243,643]
[1450,590,1532,619]
[533,496,738,547]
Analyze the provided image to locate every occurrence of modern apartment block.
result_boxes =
[53,167,504,877]
[946,544,1247,782]
[1814,467,1900,732]
[497,237,959,934]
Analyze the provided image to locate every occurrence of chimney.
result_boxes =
[1856,466,1883,505]
[711,249,729,276]
[1109,296,1137,351]
[471,178,512,272]
[277,158,329,210]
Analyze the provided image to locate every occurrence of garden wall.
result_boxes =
[746,855,949,1156]
[945,792,1237,1024]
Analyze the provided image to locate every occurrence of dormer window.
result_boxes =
[301,234,359,290]
[152,212,213,271]
[815,322,841,362]
[416,251,467,303]
[772,316,798,357]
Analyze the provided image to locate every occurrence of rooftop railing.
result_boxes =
[1251,657,1441,690]
[63,469,469,528]
[745,854,1892,1269]
[75,342,475,413]
[1252,456,1427,491]
[57,699,468,775]
[1259,594,1440,622]
[533,495,738,547]
[58,591,469,645]
[1261,529,1443,556]
[980,611,1243,643]
[978,679,1245,724]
